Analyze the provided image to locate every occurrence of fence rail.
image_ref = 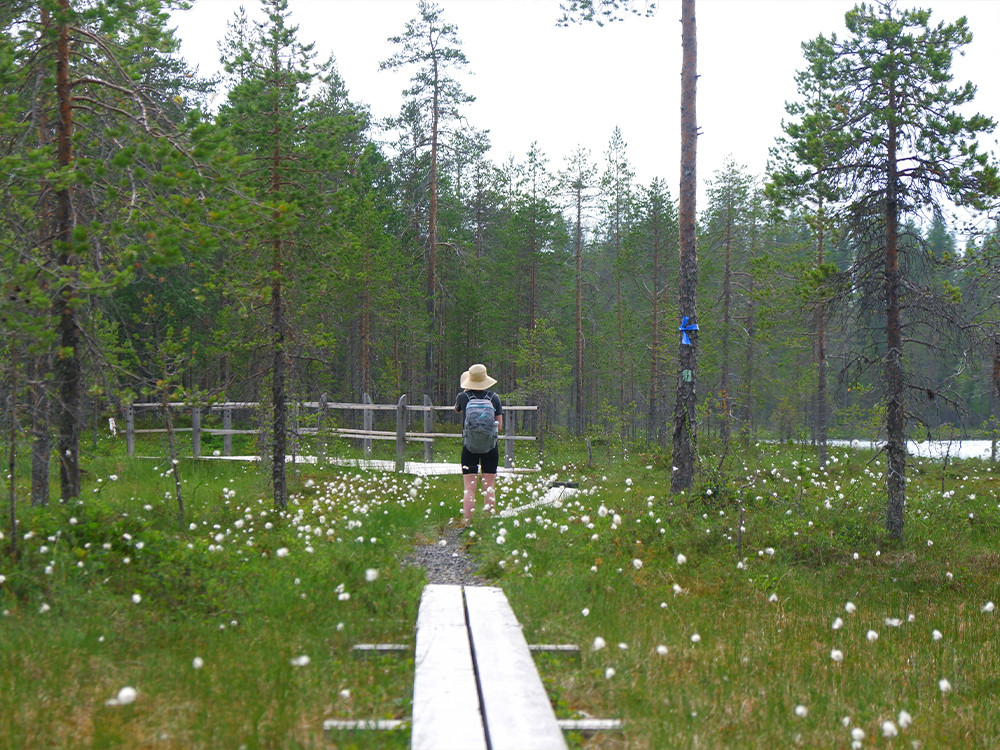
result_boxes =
[125,395,538,472]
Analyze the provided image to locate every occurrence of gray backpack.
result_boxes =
[463,394,498,454]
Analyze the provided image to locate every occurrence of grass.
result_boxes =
[1,435,999,748]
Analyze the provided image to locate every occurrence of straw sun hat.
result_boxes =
[460,363,497,390]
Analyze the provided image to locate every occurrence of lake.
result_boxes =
[829,439,996,461]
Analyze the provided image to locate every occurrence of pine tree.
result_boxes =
[216,0,321,509]
[671,0,699,493]
[381,0,474,400]
[0,0,221,501]
[559,146,598,433]
[783,0,1000,541]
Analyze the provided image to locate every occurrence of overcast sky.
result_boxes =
[170,0,1000,210]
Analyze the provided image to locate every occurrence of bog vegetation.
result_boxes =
[1,435,999,748]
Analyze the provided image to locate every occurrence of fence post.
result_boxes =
[505,408,515,469]
[395,394,407,472]
[126,403,135,457]
[223,406,233,456]
[317,393,328,466]
[362,393,373,458]
[423,394,434,463]
[191,405,201,458]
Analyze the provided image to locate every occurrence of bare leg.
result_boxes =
[462,473,479,523]
[482,474,496,515]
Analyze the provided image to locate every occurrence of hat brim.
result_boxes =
[460,372,497,390]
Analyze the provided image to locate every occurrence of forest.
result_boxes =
[2,0,999,520]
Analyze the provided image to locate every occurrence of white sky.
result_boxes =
[170,0,1000,207]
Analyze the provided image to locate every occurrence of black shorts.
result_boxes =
[461,445,499,475]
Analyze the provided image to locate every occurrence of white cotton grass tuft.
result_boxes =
[898,709,913,729]
[832,617,844,630]
[290,655,311,667]
[866,630,879,642]
[690,632,701,643]
[192,656,204,669]
[932,629,943,641]
[830,649,844,663]
[676,553,687,565]
[938,678,952,693]
[365,568,379,582]
[592,636,606,651]
[106,686,138,706]
[656,644,669,656]
[982,601,995,613]
[632,558,643,570]
[845,601,857,613]
[794,704,808,718]
[882,720,898,738]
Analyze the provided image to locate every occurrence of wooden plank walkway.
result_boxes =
[411,584,567,750]
[411,585,487,750]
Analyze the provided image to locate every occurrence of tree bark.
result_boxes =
[270,56,287,509]
[30,353,51,507]
[720,192,732,452]
[649,199,662,442]
[884,92,905,542]
[671,0,698,493]
[426,58,440,400]
[816,197,828,467]
[575,184,584,434]
[54,1,81,501]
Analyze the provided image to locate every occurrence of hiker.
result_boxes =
[454,364,503,524]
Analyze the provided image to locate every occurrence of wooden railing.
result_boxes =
[125,395,538,471]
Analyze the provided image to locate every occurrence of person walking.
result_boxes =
[454,364,503,524]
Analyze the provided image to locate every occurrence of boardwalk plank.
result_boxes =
[464,586,568,750]
[410,584,487,750]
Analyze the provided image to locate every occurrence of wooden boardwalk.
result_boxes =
[411,584,568,750]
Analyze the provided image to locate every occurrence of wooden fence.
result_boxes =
[125,395,538,471]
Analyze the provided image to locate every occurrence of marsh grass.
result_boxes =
[1,438,999,748]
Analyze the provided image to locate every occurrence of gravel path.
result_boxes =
[405,528,489,586]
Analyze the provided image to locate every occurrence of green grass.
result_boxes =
[1,438,999,748]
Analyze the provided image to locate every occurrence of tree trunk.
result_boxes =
[816,198,828,467]
[7,348,17,556]
[720,195,732,452]
[426,65,440,400]
[671,0,698,494]
[991,340,1000,462]
[741,289,755,442]
[54,2,81,501]
[649,204,662,442]
[884,101,905,542]
[31,8,53,507]
[30,353,51,507]
[617,272,625,418]
[360,262,371,397]
[270,116,287,508]
[575,186,584,434]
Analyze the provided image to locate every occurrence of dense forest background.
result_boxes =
[2,0,1000,509]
